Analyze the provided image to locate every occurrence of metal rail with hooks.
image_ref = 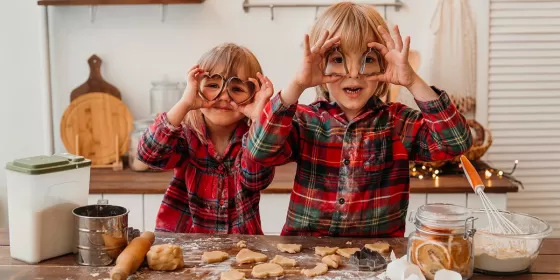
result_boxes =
[242,0,403,20]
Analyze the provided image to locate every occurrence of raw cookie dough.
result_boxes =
[337,248,361,258]
[202,251,229,263]
[252,263,284,278]
[315,246,339,256]
[301,263,329,277]
[236,248,268,264]
[322,254,343,268]
[277,243,302,253]
[270,255,297,267]
[146,244,184,271]
[237,240,247,248]
[364,242,391,253]
[220,269,246,280]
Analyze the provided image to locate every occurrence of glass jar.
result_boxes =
[150,77,182,118]
[129,119,155,172]
[407,203,476,280]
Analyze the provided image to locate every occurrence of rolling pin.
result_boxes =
[110,231,155,280]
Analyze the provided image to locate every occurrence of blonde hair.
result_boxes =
[310,2,390,101]
[185,43,263,144]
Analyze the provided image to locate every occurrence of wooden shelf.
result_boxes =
[38,0,204,6]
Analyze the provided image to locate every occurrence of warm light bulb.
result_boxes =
[422,166,426,170]
[412,168,417,172]
[432,174,436,178]
[434,170,440,175]
[498,171,504,177]
[485,170,492,179]
[418,175,424,180]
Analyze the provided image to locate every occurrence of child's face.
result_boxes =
[324,42,383,119]
[200,67,247,127]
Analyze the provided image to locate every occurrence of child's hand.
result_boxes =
[295,30,342,89]
[366,25,418,89]
[282,31,342,106]
[180,64,216,111]
[231,73,274,122]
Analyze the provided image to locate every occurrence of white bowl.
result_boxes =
[470,209,552,275]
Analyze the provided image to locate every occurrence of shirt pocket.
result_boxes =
[361,129,394,186]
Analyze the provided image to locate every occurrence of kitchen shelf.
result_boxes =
[38,0,204,6]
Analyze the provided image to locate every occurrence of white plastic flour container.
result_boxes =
[5,153,91,264]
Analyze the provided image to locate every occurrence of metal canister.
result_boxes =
[72,199,138,266]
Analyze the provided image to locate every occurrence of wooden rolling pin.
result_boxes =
[110,231,156,280]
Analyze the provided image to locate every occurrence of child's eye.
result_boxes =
[330,56,344,64]
[364,56,377,63]
[206,83,220,89]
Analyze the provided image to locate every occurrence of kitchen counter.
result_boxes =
[0,231,557,279]
[90,162,519,194]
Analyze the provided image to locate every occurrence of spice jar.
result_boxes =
[407,203,476,280]
[128,119,154,172]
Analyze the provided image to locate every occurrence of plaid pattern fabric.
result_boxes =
[137,113,274,234]
[246,87,472,237]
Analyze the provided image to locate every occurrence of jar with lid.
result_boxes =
[407,203,476,280]
[150,77,182,118]
[129,119,155,172]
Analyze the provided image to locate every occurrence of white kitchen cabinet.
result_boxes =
[405,194,427,237]
[103,194,144,232]
[89,192,508,236]
[259,194,290,235]
[427,194,467,207]
[467,193,506,210]
[144,194,164,232]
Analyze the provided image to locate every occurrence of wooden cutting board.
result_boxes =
[60,93,133,165]
[70,55,121,101]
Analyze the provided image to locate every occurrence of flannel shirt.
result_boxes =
[137,113,274,234]
[245,87,472,237]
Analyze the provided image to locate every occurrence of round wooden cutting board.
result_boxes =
[60,92,134,165]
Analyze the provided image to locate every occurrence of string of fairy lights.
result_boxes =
[409,160,523,188]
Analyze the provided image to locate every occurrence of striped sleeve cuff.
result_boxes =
[415,86,454,114]
[270,91,298,114]
[159,112,183,132]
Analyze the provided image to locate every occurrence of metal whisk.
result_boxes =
[460,155,524,235]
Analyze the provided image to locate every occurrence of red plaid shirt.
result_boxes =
[246,87,472,237]
[137,113,274,234]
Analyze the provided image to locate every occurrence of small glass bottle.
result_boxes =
[407,203,476,280]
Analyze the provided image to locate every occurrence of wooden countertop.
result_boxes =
[0,230,557,279]
[90,162,519,194]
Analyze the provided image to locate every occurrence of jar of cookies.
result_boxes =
[407,203,476,280]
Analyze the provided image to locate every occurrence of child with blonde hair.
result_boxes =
[246,2,472,237]
[138,43,275,234]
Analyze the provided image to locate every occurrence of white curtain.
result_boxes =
[429,0,477,114]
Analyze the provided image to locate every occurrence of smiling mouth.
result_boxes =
[344,87,363,95]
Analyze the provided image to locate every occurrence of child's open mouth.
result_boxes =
[344,87,363,96]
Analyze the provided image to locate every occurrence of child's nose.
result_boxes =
[346,60,361,78]
[217,90,232,101]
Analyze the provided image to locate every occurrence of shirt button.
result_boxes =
[338,198,345,205]
[218,165,223,171]
[343,159,350,165]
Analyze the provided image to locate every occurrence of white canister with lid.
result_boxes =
[5,153,91,264]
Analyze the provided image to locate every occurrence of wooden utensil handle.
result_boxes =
[110,231,155,280]
[460,155,485,193]
[88,55,103,80]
